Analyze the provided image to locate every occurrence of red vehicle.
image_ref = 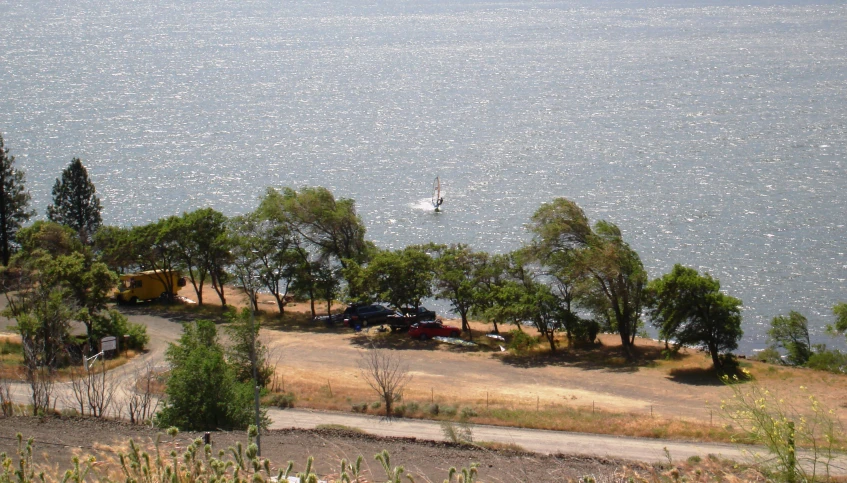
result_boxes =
[409,320,461,340]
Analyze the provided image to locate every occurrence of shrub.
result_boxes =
[269,392,295,408]
[93,310,149,351]
[507,329,539,354]
[460,407,477,419]
[405,401,420,413]
[351,402,368,413]
[393,404,406,417]
[806,348,847,374]
[370,401,381,410]
[441,421,474,444]
[753,347,783,364]
[441,405,457,417]
[156,320,266,430]
[426,403,440,415]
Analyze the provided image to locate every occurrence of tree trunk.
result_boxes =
[545,330,557,351]
[211,273,227,306]
[708,342,722,371]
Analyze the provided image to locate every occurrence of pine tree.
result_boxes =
[47,158,102,244]
[0,134,35,265]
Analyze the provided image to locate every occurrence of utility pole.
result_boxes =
[250,304,261,456]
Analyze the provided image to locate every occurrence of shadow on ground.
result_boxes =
[497,343,664,374]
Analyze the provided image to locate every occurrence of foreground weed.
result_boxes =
[0,434,44,483]
[721,375,846,482]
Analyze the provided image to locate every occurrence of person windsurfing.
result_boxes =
[432,176,444,212]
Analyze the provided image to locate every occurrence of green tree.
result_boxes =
[470,253,510,335]
[227,213,266,312]
[768,311,812,366]
[6,221,118,350]
[365,246,434,315]
[528,199,646,359]
[0,134,35,266]
[15,221,83,258]
[128,220,180,301]
[168,208,230,306]
[498,252,566,351]
[647,264,743,371]
[831,303,847,339]
[46,158,102,244]
[46,252,118,349]
[432,244,488,336]
[92,225,135,274]
[279,187,371,269]
[10,286,73,370]
[224,308,273,387]
[157,319,263,430]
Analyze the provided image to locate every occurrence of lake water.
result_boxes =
[2,0,846,352]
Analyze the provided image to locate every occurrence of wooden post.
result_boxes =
[651,405,653,418]
[787,421,796,483]
[431,388,434,403]
[328,380,333,397]
[486,391,489,409]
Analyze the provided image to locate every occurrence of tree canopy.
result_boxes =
[157,319,263,430]
[0,134,35,266]
[768,311,812,366]
[647,264,743,370]
[47,158,102,244]
[528,198,646,359]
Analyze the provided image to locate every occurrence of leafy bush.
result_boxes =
[460,407,478,419]
[440,421,474,444]
[268,392,296,408]
[442,405,457,417]
[507,329,539,354]
[806,348,847,374]
[568,317,601,345]
[92,310,149,351]
[753,347,783,364]
[0,340,20,356]
[370,401,381,410]
[351,402,368,413]
[426,403,440,415]
[393,404,406,417]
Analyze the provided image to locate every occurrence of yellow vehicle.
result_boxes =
[116,270,186,304]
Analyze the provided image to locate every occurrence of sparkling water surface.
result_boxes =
[2,0,846,352]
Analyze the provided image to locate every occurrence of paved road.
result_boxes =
[269,407,737,463]
[267,408,847,475]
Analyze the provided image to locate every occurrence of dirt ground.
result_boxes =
[2,284,846,482]
[194,287,847,427]
[0,416,634,483]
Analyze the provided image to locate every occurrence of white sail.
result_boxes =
[431,176,442,209]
